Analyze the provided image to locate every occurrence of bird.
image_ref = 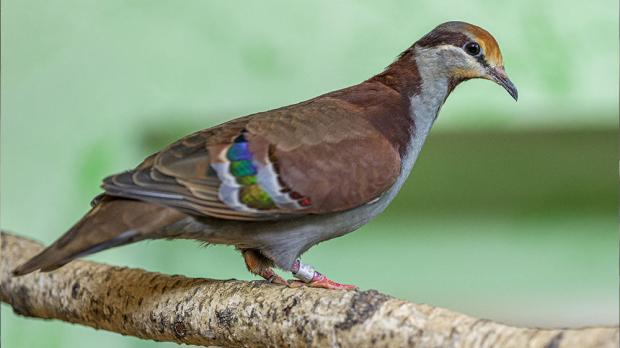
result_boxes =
[13,21,517,290]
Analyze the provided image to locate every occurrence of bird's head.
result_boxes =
[412,21,518,101]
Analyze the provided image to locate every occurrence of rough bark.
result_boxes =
[0,231,617,348]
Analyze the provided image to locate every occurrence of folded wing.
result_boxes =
[102,97,402,221]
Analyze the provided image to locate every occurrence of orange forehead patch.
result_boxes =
[466,24,503,67]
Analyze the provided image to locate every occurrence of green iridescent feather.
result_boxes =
[240,185,276,209]
[225,140,275,210]
[229,160,257,177]
[236,175,257,186]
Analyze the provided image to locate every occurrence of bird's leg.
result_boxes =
[289,259,357,290]
[242,249,288,285]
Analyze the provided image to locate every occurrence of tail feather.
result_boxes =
[12,197,186,276]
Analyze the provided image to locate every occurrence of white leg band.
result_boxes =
[293,261,315,282]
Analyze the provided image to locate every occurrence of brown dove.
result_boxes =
[14,22,517,290]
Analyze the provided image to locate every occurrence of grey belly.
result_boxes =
[161,195,391,270]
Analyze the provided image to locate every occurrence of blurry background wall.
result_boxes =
[1,1,617,347]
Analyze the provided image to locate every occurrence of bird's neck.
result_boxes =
[369,47,453,193]
[407,48,453,159]
[369,49,423,97]
[370,47,454,132]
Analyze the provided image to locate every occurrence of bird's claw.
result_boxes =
[288,279,357,290]
[267,274,289,286]
[288,259,357,290]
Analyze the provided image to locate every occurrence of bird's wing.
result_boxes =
[102,97,401,221]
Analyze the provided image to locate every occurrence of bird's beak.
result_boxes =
[488,66,518,101]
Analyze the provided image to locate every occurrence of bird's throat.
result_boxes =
[391,53,451,195]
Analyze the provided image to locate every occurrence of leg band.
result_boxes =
[292,259,315,282]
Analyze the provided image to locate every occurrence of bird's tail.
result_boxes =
[12,197,186,276]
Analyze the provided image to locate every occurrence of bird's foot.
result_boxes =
[288,276,357,290]
[289,260,357,290]
[243,249,288,285]
[258,269,289,285]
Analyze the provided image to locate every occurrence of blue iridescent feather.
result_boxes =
[227,142,253,161]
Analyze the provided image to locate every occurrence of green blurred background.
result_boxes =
[1,1,618,347]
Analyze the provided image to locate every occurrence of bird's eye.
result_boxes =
[464,42,481,56]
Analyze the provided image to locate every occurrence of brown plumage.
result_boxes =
[14,197,185,275]
[14,21,517,290]
[104,79,413,220]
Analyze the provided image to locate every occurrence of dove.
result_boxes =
[14,21,517,290]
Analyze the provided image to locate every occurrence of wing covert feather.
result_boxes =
[102,97,402,220]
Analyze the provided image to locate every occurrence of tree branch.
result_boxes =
[0,231,617,348]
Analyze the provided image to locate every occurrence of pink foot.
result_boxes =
[289,275,357,290]
[289,260,357,290]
